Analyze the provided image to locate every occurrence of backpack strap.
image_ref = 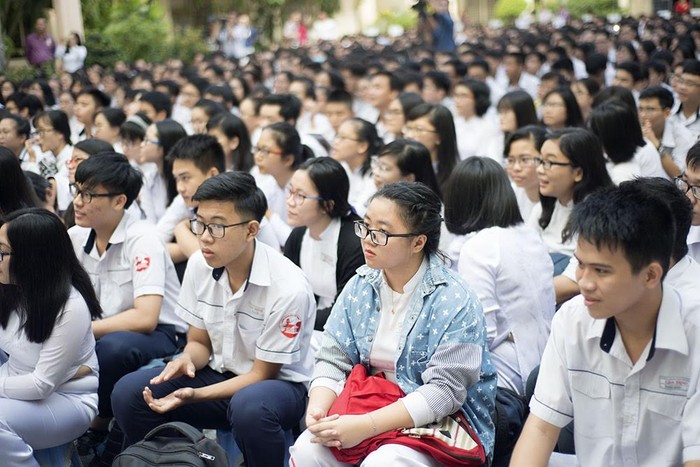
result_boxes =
[143,422,205,443]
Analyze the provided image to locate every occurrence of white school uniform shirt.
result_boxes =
[671,105,700,141]
[255,174,292,248]
[606,159,641,185]
[299,218,341,310]
[0,287,98,399]
[688,226,700,265]
[456,224,554,394]
[531,289,700,466]
[138,164,169,224]
[68,211,186,333]
[454,115,502,162]
[175,242,316,385]
[660,118,695,173]
[528,200,575,256]
[512,184,537,222]
[635,141,667,180]
[341,161,376,217]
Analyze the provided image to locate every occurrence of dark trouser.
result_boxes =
[112,366,307,467]
[96,325,180,418]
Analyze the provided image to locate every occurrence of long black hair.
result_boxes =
[298,157,353,218]
[207,112,254,172]
[0,208,102,343]
[0,147,41,217]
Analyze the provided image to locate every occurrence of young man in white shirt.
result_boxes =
[112,172,316,467]
[682,142,700,264]
[68,154,185,448]
[512,183,700,467]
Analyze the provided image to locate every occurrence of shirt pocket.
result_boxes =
[103,268,132,315]
[647,391,685,421]
[570,371,612,439]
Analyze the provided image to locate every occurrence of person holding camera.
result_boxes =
[415,0,455,53]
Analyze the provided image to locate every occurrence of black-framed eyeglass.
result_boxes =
[353,220,419,247]
[675,176,700,201]
[534,157,574,170]
[189,219,252,239]
[0,251,11,262]
[69,184,121,204]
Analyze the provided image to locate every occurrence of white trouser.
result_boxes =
[289,428,441,467]
[0,353,98,466]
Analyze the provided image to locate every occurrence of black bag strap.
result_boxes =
[142,422,205,443]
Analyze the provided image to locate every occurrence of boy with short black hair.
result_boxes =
[683,142,700,264]
[68,153,185,451]
[512,183,700,467]
[113,171,316,467]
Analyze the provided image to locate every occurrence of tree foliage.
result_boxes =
[565,0,619,17]
[494,0,528,22]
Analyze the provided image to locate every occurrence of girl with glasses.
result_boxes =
[138,119,187,223]
[331,117,382,216]
[530,128,613,275]
[371,139,441,198]
[0,208,102,464]
[283,157,364,344]
[541,86,584,132]
[254,122,314,248]
[291,181,497,466]
[504,125,547,220]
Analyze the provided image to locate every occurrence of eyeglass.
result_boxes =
[0,251,11,262]
[675,176,700,201]
[286,188,323,206]
[35,128,55,136]
[69,184,121,203]
[189,219,252,239]
[144,139,161,146]
[506,156,537,167]
[370,157,394,173]
[253,145,284,158]
[534,157,574,170]
[676,77,700,88]
[542,101,565,109]
[403,125,437,135]
[353,221,419,247]
[334,134,361,142]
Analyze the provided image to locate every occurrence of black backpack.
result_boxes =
[112,422,229,467]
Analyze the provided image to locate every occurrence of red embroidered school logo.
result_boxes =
[135,256,151,272]
[279,314,302,338]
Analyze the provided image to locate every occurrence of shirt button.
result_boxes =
[368,336,373,342]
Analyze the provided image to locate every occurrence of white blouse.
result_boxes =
[528,200,575,256]
[299,218,341,310]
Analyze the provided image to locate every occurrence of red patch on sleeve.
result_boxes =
[279,314,302,338]
[135,256,151,272]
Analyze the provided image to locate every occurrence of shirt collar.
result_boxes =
[211,239,271,290]
[82,211,129,254]
[588,287,688,360]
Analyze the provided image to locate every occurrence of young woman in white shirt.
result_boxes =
[504,125,547,221]
[331,117,382,216]
[0,208,101,465]
[206,112,254,172]
[371,139,442,198]
[453,79,501,161]
[138,119,186,223]
[93,108,126,154]
[530,128,613,275]
[255,121,314,248]
[444,157,555,395]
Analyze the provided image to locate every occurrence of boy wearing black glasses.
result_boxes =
[112,172,316,467]
[67,153,184,453]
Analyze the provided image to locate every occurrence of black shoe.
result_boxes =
[76,429,108,456]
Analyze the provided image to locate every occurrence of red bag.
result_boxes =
[327,364,486,466]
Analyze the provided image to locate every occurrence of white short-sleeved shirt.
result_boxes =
[688,226,700,265]
[635,141,666,179]
[512,184,538,222]
[606,159,641,186]
[69,211,186,332]
[454,115,501,162]
[299,218,341,310]
[341,161,376,217]
[531,290,700,466]
[528,200,575,256]
[671,106,700,141]
[661,118,695,173]
[138,166,169,224]
[457,224,554,394]
[175,241,316,385]
[155,195,193,243]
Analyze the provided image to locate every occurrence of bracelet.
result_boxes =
[367,412,378,436]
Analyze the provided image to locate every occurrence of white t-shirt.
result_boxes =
[454,115,502,162]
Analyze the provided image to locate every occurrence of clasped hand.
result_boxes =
[142,355,197,414]
[306,408,372,449]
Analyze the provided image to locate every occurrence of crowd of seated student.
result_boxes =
[2,10,700,467]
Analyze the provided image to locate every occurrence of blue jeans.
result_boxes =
[112,366,307,467]
[95,324,180,418]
